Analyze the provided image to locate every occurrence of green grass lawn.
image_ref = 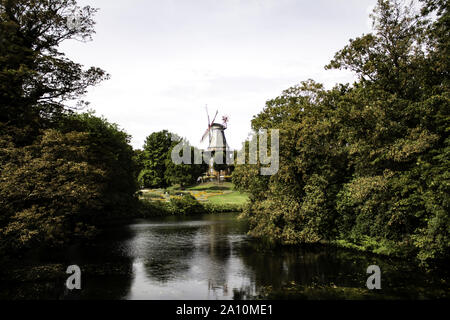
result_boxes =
[141,182,248,205]
[207,191,248,205]
[186,181,233,191]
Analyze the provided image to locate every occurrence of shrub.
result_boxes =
[168,194,206,215]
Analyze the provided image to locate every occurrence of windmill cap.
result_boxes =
[211,123,226,129]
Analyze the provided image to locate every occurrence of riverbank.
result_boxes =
[137,196,244,217]
[137,182,248,217]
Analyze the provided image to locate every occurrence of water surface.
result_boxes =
[1,214,448,300]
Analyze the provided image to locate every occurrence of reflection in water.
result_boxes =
[1,213,448,300]
[125,215,252,300]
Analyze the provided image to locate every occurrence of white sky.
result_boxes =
[60,0,377,150]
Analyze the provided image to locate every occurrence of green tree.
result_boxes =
[0,129,105,250]
[58,112,138,218]
[236,81,349,243]
[0,0,108,143]
[0,1,138,253]
[139,130,176,188]
[212,150,229,182]
[235,0,449,263]
[164,139,208,188]
[328,0,449,262]
[0,112,138,251]
[133,149,145,180]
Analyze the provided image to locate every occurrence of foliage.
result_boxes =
[168,194,206,215]
[0,112,138,252]
[0,0,136,253]
[0,0,108,141]
[139,131,208,188]
[57,112,139,218]
[138,199,172,217]
[133,149,145,179]
[138,194,207,217]
[202,202,244,214]
[164,139,208,188]
[138,198,243,217]
[234,0,450,264]
[0,129,104,250]
[212,150,228,173]
[139,130,175,188]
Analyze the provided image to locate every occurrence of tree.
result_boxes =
[139,130,176,188]
[0,112,138,251]
[328,0,449,262]
[0,1,137,253]
[212,150,229,182]
[234,0,449,263]
[133,149,146,181]
[58,112,138,218]
[0,129,105,250]
[0,0,108,140]
[164,139,208,188]
[236,81,349,244]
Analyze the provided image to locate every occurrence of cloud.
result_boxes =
[62,0,374,150]
[366,4,376,30]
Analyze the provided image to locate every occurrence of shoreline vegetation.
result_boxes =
[0,0,448,290]
[137,182,248,217]
[230,1,450,266]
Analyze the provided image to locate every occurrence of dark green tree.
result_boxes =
[0,0,108,143]
[234,0,449,263]
[0,128,105,250]
[328,0,449,262]
[165,139,208,188]
[139,130,176,188]
[58,112,138,218]
[0,1,137,253]
[0,112,138,251]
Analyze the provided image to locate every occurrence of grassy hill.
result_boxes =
[140,182,249,205]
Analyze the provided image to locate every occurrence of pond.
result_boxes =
[1,213,448,300]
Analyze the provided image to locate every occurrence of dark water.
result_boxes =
[1,213,448,300]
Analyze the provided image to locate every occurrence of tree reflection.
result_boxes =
[140,226,197,283]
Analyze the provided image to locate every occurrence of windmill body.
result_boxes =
[200,107,232,181]
[208,123,229,152]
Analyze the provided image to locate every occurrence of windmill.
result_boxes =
[200,106,229,152]
[200,106,231,181]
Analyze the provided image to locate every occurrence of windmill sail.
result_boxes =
[200,107,218,143]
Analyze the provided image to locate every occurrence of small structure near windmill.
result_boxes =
[200,106,232,181]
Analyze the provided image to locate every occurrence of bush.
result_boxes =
[202,202,244,214]
[168,194,206,215]
[138,200,172,217]
[138,194,208,217]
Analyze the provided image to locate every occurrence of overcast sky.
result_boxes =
[60,0,377,150]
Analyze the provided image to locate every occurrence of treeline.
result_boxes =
[233,0,449,264]
[135,130,208,189]
[0,1,138,253]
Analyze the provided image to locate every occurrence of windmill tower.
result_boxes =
[200,106,231,180]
